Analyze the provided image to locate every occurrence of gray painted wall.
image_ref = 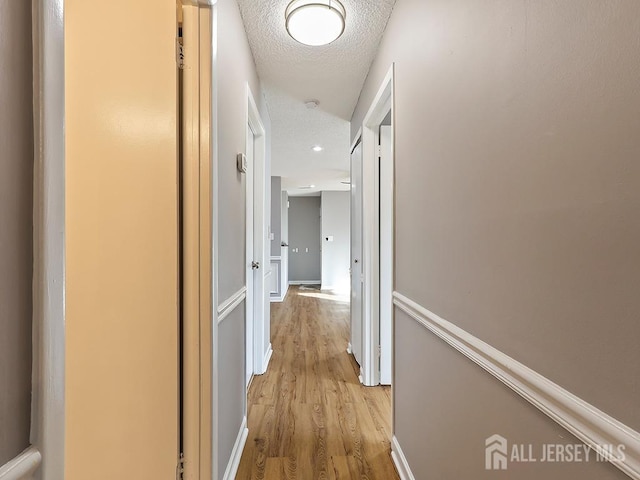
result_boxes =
[0,0,34,466]
[270,177,282,257]
[320,191,350,292]
[352,0,640,477]
[216,1,269,476]
[281,191,289,246]
[288,196,321,283]
[281,191,289,289]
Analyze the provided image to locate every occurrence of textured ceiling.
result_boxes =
[237,0,396,195]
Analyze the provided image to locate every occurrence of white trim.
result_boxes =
[359,64,394,387]
[289,280,321,285]
[379,125,393,386]
[270,284,288,303]
[391,436,415,480]
[221,417,249,480]
[258,343,273,375]
[217,287,247,324]
[346,342,352,354]
[270,255,282,261]
[31,1,66,479]
[350,127,362,154]
[210,4,220,479]
[393,291,640,480]
[0,448,42,480]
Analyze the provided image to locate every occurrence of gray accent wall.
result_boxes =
[352,0,640,477]
[0,0,34,466]
[320,191,350,292]
[288,196,321,283]
[216,1,269,477]
[270,177,282,256]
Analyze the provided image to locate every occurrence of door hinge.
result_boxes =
[176,452,185,480]
[377,345,382,357]
[176,39,185,69]
[377,145,382,157]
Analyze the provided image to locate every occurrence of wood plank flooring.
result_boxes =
[236,286,399,480]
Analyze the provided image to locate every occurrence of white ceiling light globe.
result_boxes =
[286,1,346,47]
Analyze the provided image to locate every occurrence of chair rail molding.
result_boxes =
[0,448,42,480]
[217,287,247,324]
[393,291,640,480]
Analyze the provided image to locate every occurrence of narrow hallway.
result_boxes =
[237,287,398,479]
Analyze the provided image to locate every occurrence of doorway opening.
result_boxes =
[350,65,394,389]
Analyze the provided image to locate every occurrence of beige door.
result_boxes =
[65,1,180,478]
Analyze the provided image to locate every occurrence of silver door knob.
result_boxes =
[251,261,260,270]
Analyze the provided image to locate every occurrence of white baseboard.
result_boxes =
[270,293,285,303]
[391,436,415,480]
[222,416,249,480]
[393,292,640,480]
[259,343,273,375]
[0,447,42,480]
[289,280,321,285]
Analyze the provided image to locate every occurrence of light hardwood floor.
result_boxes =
[236,286,399,480]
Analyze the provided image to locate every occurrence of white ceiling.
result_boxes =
[236,0,396,196]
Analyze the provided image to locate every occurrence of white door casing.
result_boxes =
[379,124,393,386]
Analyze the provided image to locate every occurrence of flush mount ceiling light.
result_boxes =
[312,145,323,152]
[285,0,346,46]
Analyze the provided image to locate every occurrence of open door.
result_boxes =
[64,1,184,478]
[350,138,364,370]
[245,86,271,393]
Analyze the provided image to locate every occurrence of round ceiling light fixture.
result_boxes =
[285,0,346,47]
[312,145,323,152]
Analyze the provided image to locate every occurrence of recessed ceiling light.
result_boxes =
[299,185,316,189]
[285,0,346,47]
[312,145,323,152]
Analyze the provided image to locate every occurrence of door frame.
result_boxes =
[379,124,393,385]
[25,1,66,479]
[180,3,214,480]
[360,65,395,387]
[244,84,270,392]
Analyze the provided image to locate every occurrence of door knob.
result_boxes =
[251,261,260,270]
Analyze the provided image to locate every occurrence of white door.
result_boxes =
[379,125,393,385]
[246,123,255,388]
[350,140,364,368]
